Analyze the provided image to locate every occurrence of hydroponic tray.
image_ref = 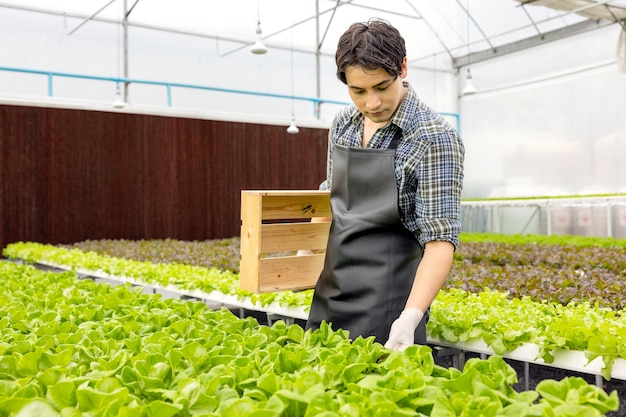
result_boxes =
[34,261,309,320]
[429,336,626,381]
[31,260,626,383]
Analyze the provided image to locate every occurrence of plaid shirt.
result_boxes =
[320,83,465,248]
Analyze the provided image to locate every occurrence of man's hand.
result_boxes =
[384,307,424,351]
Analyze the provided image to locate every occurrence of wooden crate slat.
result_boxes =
[257,254,325,292]
[260,222,330,253]
[240,191,264,292]
[260,191,331,220]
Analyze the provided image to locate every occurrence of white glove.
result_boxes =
[384,308,424,351]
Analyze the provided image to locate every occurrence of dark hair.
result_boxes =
[335,18,406,84]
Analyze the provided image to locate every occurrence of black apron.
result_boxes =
[306,126,427,344]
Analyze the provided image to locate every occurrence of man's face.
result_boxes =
[344,58,408,125]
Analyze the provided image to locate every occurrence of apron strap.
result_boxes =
[337,121,403,150]
[388,127,403,150]
[337,121,351,139]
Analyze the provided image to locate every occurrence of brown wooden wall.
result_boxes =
[0,104,329,253]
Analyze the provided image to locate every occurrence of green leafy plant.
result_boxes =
[53,233,626,310]
[4,240,626,380]
[429,288,626,379]
[3,241,314,312]
[0,261,619,416]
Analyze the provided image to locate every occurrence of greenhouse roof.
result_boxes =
[2,0,625,72]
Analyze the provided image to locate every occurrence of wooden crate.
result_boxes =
[240,190,331,293]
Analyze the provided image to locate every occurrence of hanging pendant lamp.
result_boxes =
[462,68,477,96]
[462,0,477,96]
[251,19,267,54]
[287,116,300,134]
[112,84,126,108]
[286,28,298,134]
[251,0,267,54]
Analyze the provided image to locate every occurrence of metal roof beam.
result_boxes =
[453,18,612,68]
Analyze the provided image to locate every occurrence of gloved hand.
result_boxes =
[384,307,424,351]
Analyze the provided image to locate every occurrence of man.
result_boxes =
[305,18,464,351]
